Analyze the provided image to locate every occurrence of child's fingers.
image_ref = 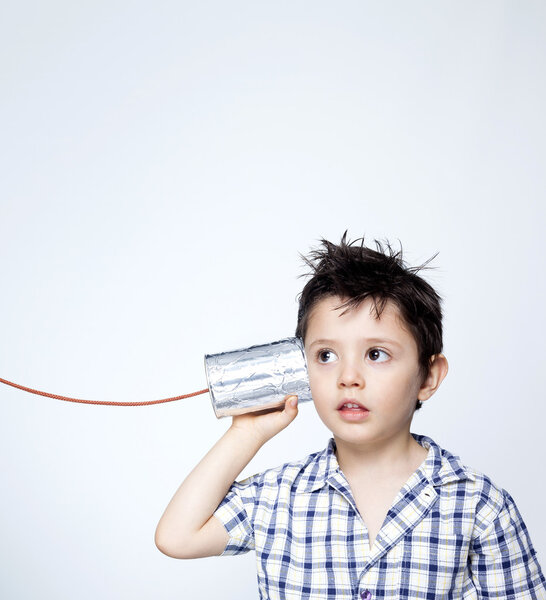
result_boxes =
[282,395,299,421]
[285,394,298,409]
[231,395,299,442]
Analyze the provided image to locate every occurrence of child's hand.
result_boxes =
[229,395,299,446]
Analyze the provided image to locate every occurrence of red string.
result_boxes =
[0,377,209,406]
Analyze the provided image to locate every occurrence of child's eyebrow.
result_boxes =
[307,338,337,348]
[364,337,403,349]
[308,337,403,349]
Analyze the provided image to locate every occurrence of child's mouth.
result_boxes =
[337,400,370,421]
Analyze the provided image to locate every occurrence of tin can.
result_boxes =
[204,337,313,418]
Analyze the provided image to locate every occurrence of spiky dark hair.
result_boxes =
[295,232,443,410]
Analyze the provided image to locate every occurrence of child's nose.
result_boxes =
[337,361,365,388]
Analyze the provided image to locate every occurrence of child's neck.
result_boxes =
[334,432,427,483]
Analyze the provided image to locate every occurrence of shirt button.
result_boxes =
[360,591,372,600]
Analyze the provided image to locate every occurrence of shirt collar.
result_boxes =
[301,434,473,494]
[301,438,340,493]
[413,433,475,486]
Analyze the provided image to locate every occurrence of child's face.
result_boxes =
[304,295,428,451]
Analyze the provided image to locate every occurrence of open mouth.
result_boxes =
[337,398,368,410]
[337,400,368,411]
[337,400,370,421]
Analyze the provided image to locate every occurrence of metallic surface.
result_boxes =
[204,337,313,418]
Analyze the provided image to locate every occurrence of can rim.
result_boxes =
[203,354,220,418]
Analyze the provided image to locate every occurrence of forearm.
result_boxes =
[155,425,262,556]
[155,395,298,558]
[160,426,261,532]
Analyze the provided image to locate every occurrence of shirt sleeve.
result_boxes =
[213,474,260,556]
[469,489,546,599]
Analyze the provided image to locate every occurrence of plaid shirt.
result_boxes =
[214,434,546,599]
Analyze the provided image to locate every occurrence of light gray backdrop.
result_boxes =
[1,1,545,598]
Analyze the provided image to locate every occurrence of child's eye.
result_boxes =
[368,348,389,362]
[317,349,338,364]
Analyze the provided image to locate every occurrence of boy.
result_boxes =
[156,234,545,599]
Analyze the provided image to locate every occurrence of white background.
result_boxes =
[1,1,545,598]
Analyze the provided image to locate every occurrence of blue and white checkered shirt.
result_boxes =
[214,434,546,599]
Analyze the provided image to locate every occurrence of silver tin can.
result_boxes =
[204,337,312,418]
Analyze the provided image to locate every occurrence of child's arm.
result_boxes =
[155,395,299,559]
[469,488,546,597]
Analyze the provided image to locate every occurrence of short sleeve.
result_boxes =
[469,489,546,599]
[213,475,260,556]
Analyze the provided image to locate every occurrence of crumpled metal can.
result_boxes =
[204,337,312,418]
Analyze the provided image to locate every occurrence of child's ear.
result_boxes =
[417,354,449,403]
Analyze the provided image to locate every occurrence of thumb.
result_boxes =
[282,395,299,422]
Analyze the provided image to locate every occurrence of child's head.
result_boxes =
[296,233,443,410]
